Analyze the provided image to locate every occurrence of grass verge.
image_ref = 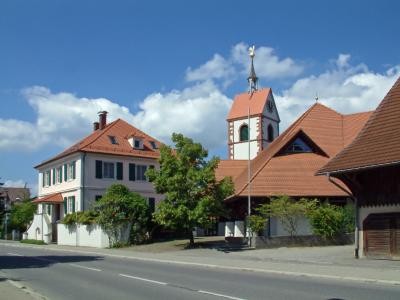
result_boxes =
[20,239,47,245]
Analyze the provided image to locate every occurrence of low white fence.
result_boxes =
[57,223,109,248]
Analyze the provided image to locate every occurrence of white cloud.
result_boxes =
[275,54,400,130]
[231,42,304,79]
[185,42,304,87]
[0,81,232,152]
[186,54,235,84]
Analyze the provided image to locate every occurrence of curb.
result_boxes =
[2,242,400,287]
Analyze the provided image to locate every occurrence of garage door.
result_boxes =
[363,213,400,259]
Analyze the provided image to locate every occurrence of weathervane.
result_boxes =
[248,45,258,94]
[315,92,319,102]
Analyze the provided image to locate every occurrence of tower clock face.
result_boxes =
[267,100,273,113]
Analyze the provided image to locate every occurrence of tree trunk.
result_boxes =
[189,229,195,247]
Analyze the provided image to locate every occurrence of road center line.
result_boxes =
[119,273,167,285]
[198,290,247,300]
[69,263,102,272]
[7,252,23,256]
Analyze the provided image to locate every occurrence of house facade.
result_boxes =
[27,112,162,243]
[318,77,400,259]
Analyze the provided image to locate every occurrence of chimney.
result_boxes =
[98,111,108,130]
[93,121,100,131]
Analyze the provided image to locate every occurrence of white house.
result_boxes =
[26,111,163,244]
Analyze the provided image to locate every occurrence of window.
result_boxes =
[67,161,76,180]
[66,196,75,214]
[43,171,51,187]
[148,197,155,213]
[108,135,118,145]
[134,139,141,148]
[239,124,249,141]
[56,166,62,184]
[149,141,158,149]
[103,162,115,179]
[285,137,312,153]
[136,165,147,181]
[267,124,274,142]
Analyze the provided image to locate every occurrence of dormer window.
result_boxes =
[128,137,144,149]
[108,135,118,145]
[149,141,158,149]
[285,137,312,153]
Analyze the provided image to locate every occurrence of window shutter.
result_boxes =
[42,173,45,187]
[72,161,76,179]
[63,197,67,214]
[64,164,68,181]
[72,196,75,213]
[95,160,103,179]
[129,163,136,181]
[52,168,56,185]
[116,162,123,180]
[149,197,155,213]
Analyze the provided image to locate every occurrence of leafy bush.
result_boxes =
[247,215,266,236]
[10,199,36,232]
[62,211,99,226]
[306,203,355,239]
[20,239,47,245]
[257,195,316,238]
[94,184,150,247]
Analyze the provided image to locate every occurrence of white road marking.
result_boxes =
[69,263,102,272]
[119,273,168,285]
[198,290,247,300]
[7,252,23,256]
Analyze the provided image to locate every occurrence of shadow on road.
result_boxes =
[0,255,103,270]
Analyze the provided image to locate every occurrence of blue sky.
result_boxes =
[1,0,399,195]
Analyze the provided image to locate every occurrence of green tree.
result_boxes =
[94,184,150,247]
[257,195,315,238]
[10,199,36,232]
[146,133,234,247]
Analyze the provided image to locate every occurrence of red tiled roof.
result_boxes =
[227,88,272,120]
[32,193,63,203]
[216,160,248,181]
[319,77,400,174]
[218,103,372,198]
[35,119,162,168]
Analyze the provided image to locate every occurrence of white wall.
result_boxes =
[37,153,81,197]
[269,215,312,237]
[57,223,109,248]
[233,141,259,160]
[25,213,52,243]
[232,117,259,142]
[83,152,163,209]
[358,204,400,258]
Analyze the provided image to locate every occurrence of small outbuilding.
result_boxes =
[318,77,400,259]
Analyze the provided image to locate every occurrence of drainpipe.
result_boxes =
[327,174,359,258]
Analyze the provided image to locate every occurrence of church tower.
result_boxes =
[226,46,280,160]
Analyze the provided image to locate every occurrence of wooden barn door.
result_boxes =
[364,213,400,259]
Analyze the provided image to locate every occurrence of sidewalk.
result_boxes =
[2,240,400,286]
[0,274,40,300]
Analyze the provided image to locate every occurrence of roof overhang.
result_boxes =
[317,160,400,176]
[32,193,63,204]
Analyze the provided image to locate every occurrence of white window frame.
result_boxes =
[56,166,62,184]
[44,171,51,187]
[67,161,75,181]
[67,196,75,213]
[103,162,115,179]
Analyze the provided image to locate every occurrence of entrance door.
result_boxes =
[364,213,400,259]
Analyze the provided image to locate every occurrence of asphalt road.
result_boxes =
[1,244,399,300]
